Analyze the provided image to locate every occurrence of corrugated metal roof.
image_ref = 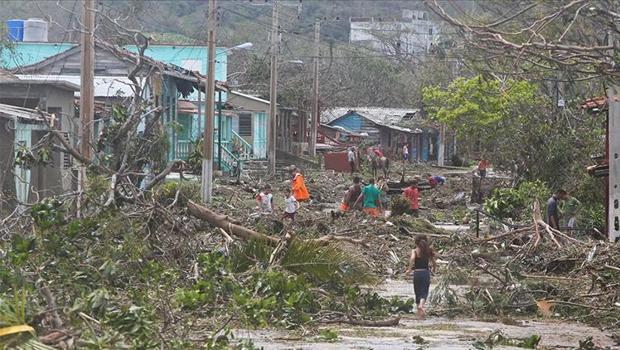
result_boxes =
[0,69,17,82]
[322,107,420,125]
[14,39,228,94]
[0,103,46,122]
[229,90,270,105]
[0,78,79,91]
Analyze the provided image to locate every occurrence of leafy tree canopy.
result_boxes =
[422,75,537,131]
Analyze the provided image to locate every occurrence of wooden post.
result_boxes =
[268,0,279,176]
[309,19,320,157]
[78,0,95,216]
[202,0,217,203]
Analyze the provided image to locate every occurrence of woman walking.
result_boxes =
[405,235,437,320]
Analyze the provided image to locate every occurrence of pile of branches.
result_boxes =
[434,201,620,329]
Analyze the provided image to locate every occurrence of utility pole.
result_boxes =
[437,124,445,166]
[268,0,279,176]
[202,0,217,203]
[80,0,94,160]
[309,19,320,158]
[78,0,95,216]
[606,29,619,242]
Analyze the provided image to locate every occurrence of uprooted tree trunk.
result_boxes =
[187,201,368,247]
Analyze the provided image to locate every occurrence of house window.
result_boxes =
[239,113,252,136]
[428,27,433,35]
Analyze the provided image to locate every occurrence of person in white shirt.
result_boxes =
[257,184,273,213]
[403,144,409,161]
[347,147,356,174]
[283,189,300,221]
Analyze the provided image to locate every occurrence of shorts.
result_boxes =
[479,169,486,178]
[413,269,431,305]
[407,208,419,217]
[403,154,409,161]
[339,202,349,212]
[363,207,381,218]
[284,212,296,220]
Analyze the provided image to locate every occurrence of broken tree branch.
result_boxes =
[187,201,368,247]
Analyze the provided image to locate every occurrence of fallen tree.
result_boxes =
[187,200,368,247]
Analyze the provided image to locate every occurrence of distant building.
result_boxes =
[226,91,310,158]
[322,107,455,162]
[0,73,79,206]
[349,9,439,54]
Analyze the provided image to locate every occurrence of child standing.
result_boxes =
[257,185,273,213]
[283,189,300,221]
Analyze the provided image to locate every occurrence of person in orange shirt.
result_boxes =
[290,167,310,202]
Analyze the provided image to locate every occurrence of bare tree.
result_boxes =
[424,0,619,81]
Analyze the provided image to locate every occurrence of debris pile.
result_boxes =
[431,201,620,329]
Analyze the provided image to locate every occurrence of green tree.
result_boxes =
[422,75,603,191]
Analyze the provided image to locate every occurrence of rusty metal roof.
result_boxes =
[177,100,198,114]
[581,96,607,110]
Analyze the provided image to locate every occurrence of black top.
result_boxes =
[414,253,429,270]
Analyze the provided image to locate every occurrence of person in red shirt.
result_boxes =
[373,147,384,158]
[402,180,420,217]
[477,159,488,178]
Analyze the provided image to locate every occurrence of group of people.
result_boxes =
[255,167,309,222]
[347,146,392,175]
[546,189,581,230]
[339,173,445,218]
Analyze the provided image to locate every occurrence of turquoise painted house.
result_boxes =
[1,42,252,171]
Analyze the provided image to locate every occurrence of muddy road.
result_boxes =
[236,279,616,349]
